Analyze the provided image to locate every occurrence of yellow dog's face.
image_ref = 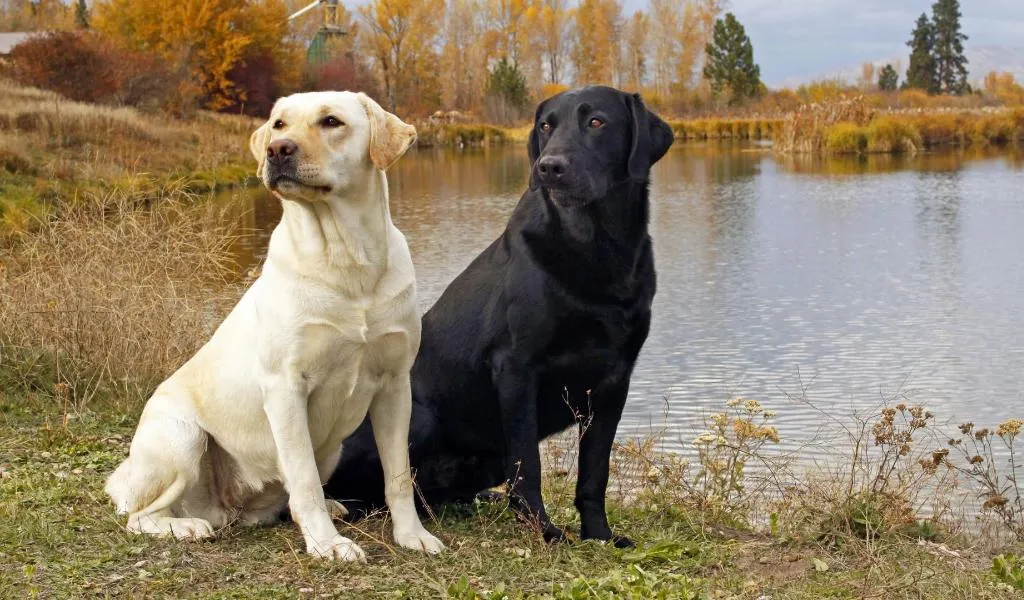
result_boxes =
[249,91,417,200]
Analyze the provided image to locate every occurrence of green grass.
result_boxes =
[0,383,1017,599]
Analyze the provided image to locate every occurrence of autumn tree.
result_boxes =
[904,13,937,93]
[693,0,726,96]
[703,12,760,104]
[440,0,488,110]
[983,71,1024,106]
[531,0,572,85]
[572,0,622,87]
[878,64,899,91]
[622,11,648,92]
[856,62,876,91]
[93,0,294,111]
[647,0,679,100]
[361,0,445,115]
[931,0,968,95]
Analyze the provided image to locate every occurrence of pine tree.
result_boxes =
[702,12,760,103]
[904,13,937,93]
[75,0,89,28]
[931,0,969,95]
[878,64,899,91]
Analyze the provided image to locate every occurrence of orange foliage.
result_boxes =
[572,0,622,86]
[984,72,1024,106]
[92,0,294,111]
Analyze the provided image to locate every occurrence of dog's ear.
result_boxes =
[358,92,417,171]
[626,93,675,181]
[249,122,270,176]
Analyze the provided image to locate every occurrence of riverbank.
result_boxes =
[774,98,1024,154]
[0,80,257,235]
[0,192,1022,597]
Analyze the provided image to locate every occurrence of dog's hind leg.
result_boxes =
[105,393,214,540]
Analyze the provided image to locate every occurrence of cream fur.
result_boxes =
[105,91,442,562]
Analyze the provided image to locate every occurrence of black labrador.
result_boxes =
[326,86,674,547]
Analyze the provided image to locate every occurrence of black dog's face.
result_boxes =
[528,86,675,206]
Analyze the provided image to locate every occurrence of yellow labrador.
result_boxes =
[105,91,444,561]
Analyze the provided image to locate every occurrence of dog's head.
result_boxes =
[250,91,417,200]
[527,86,674,206]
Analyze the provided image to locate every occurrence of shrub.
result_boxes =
[4,31,176,111]
[866,116,922,153]
[823,122,867,153]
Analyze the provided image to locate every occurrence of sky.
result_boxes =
[625,0,1024,85]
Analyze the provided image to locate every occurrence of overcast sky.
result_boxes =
[624,0,1024,85]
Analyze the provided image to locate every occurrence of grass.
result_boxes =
[0,79,257,235]
[1,387,1019,599]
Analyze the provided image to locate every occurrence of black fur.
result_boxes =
[326,86,674,547]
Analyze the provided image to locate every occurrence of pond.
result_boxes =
[218,143,1024,456]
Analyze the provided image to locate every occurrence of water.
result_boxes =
[218,143,1024,455]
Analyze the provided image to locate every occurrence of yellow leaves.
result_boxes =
[93,0,273,110]
[361,0,445,113]
[984,71,1024,106]
[572,0,622,86]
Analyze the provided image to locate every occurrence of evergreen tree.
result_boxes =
[702,12,760,103]
[878,64,899,91]
[486,57,528,110]
[931,0,969,95]
[75,0,89,29]
[904,13,937,93]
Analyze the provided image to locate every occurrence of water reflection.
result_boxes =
[217,144,1024,455]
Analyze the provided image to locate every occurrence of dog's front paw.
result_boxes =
[306,534,366,562]
[394,526,445,554]
[580,531,635,548]
[542,523,569,544]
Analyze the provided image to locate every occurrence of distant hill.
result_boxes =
[780,45,1024,89]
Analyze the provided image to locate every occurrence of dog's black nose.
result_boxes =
[536,155,569,184]
[267,139,298,161]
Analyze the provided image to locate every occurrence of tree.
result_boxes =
[74,0,88,28]
[572,0,622,86]
[531,0,571,85]
[94,0,258,110]
[693,0,726,96]
[622,10,648,92]
[484,56,528,123]
[440,0,488,110]
[931,0,969,95]
[360,0,445,115]
[856,62,876,91]
[702,12,760,103]
[904,13,937,93]
[878,64,899,91]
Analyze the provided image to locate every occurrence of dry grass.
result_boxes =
[0,183,243,410]
[774,95,1024,155]
[669,118,783,141]
[0,79,257,234]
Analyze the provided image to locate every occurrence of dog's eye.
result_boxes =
[322,116,344,128]
[588,118,604,129]
[272,119,285,130]
[539,122,552,133]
